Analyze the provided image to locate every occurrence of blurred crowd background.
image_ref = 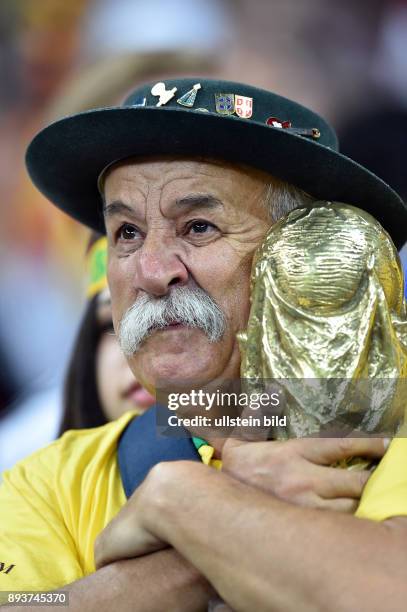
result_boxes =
[1,0,406,470]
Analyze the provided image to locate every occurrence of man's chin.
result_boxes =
[131,336,220,389]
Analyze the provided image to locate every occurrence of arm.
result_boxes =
[162,464,407,612]
[63,549,213,612]
[1,550,214,612]
[88,435,378,611]
[0,443,214,611]
[95,436,387,567]
[96,460,407,612]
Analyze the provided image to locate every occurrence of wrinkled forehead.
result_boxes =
[101,155,271,194]
[100,156,229,186]
[101,155,273,218]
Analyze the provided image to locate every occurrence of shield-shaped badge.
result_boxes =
[235,95,253,119]
[215,93,235,115]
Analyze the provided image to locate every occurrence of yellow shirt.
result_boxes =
[356,437,407,521]
[0,412,406,592]
[0,412,132,591]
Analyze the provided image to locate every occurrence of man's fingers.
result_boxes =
[311,465,371,499]
[94,517,127,568]
[297,437,389,465]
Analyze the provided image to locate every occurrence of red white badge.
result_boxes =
[235,95,253,118]
[266,117,292,128]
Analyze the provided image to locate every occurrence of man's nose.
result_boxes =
[135,233,189,296]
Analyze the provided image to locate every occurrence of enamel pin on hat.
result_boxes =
[266,116,320,139]
[151,82,177,106]
[25,77,407,248]
[177,83,201,107]
[235,95,253,118]
[215,93,235,115]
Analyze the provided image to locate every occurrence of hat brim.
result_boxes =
[26,106,407,249]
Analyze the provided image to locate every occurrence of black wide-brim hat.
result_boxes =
[26,78,407,249]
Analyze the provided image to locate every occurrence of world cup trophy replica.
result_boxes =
[238,202,407,467]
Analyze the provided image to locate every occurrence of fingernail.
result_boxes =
[383,437,391,450]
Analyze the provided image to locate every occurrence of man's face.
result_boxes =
[104,157,271,392]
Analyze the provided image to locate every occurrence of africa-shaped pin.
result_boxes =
[177,83,201,107]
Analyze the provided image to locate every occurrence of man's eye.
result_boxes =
[188,221,216,234]
[118,224,139,240]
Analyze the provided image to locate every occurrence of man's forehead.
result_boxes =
[101,156,274,225]
[101,155,271,195]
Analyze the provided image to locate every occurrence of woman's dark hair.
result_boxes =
[59,295,107,434]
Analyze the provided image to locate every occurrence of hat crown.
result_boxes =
[123,78,339,151]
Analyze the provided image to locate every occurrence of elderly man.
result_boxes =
[1,79,407,611]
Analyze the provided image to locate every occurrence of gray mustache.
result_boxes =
[119,285,226,355]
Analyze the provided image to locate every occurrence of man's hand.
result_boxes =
[221,436,389,512]
[94,464,169,569]
[94,461,203,570]
[90,457,407,612]
[94,436,389,570]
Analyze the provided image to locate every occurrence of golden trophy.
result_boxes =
[238,202,407,465]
